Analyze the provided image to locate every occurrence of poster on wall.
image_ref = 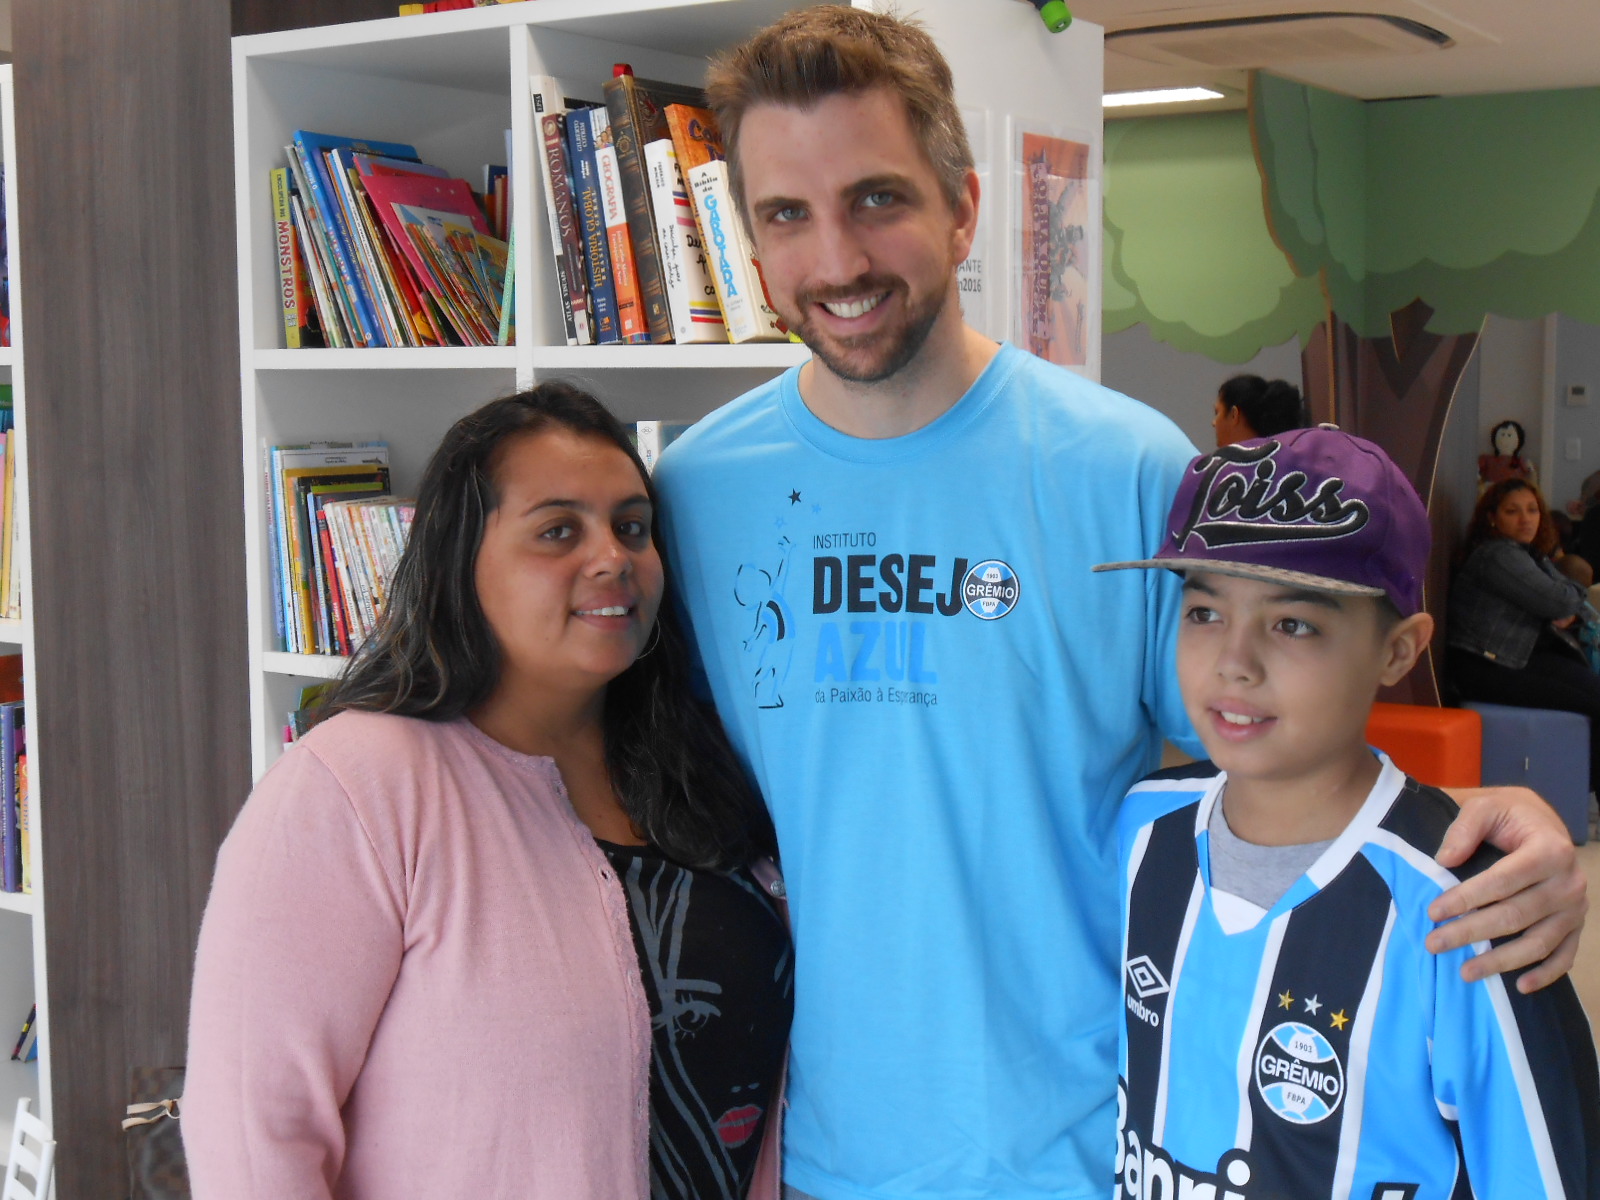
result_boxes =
[1013,123,1094,369]
[957,107,994,341]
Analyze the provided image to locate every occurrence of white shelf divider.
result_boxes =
[262,652,348,681]
[530,343,809,372]
[252,346,519,372]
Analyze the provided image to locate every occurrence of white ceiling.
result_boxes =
[1075,0,1600,106]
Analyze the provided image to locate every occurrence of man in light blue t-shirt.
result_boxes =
[653,9,1586,1200]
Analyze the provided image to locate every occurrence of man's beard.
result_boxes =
[789,274,946,385]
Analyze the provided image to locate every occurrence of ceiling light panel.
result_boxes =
[1103,86,1227,107]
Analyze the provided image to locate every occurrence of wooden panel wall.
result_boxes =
[11,1,250,1193]
[234,0,394,34]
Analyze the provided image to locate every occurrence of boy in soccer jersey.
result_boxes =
[1097,427,1600,1200]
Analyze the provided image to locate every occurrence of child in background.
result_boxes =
[1095,427,1599,1199]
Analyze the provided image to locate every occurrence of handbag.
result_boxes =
[122,1066,189,1200]
[1573,602,1600,673]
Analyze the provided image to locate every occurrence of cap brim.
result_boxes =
[1092,558,1385,597]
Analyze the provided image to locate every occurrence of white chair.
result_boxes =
[1,1097,54,1200]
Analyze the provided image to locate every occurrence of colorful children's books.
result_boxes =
[271,167,321,349]
[496,225,517,347]
[290,131,423,346]
[285,153,352,347]
[268,442,390,653]
[361,174,502,346]
[16,716,28,895]
[323,497,416,649]
[0,701,20,893]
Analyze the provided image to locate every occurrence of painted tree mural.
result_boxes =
[1251,75,1600,700]
[1103,111,1323,365]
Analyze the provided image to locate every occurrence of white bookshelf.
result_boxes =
[0,63,51,1157]
[234,0,1103,776]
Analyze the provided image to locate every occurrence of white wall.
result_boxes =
[1101,324,1304,451]
[1551,314,1600,513]
[1469,313,1546,489]
[907,2,1104,379]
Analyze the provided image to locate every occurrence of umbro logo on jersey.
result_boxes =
[1125,956,1170,1028]
[1126,955,1170,1000]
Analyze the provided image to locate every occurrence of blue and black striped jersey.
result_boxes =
[1116,755,1600,1200]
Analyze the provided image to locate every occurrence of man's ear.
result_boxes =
[1379,611,1435,686]
[949,167,981,262]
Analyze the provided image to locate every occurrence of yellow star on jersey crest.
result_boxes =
[1277,989,1294,1010]
[1330,1009,1350,1031]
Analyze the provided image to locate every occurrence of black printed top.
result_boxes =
[596,839,793,1200]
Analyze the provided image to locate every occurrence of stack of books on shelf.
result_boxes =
[0,655,26,894]
[533,66,788,348]
[285,683,332,747]
[398,0,530,12]
[271,132,513,348]
[267,441,415,656]
[0,388,21,620]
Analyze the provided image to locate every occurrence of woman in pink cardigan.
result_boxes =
[184,383,792,1200]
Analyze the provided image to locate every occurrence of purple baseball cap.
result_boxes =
[1094,426,1430,616]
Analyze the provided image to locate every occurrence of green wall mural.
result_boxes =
[1107,77,1600,703]
[1253,74,1600,337]
[1251,76,1368,334]
[1103,111,1324,363]
[1109,80,1600,352]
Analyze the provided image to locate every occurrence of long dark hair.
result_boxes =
[1219,375,1307,438]
[1465,476,1560,559]
[318,381,774,871]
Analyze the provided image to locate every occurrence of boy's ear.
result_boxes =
[1378,612,1435,687]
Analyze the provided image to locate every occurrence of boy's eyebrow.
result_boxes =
[1179,575,1345,610]
[1266,587,1345,610]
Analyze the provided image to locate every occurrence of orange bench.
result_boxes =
[1365,702,1482,788]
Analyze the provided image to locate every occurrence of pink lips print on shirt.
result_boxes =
[716,1104,762,1147]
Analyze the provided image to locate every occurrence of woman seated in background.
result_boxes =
[184,383,792,1200]
[1448,477,1600,795]
[1210,373,1309,446]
